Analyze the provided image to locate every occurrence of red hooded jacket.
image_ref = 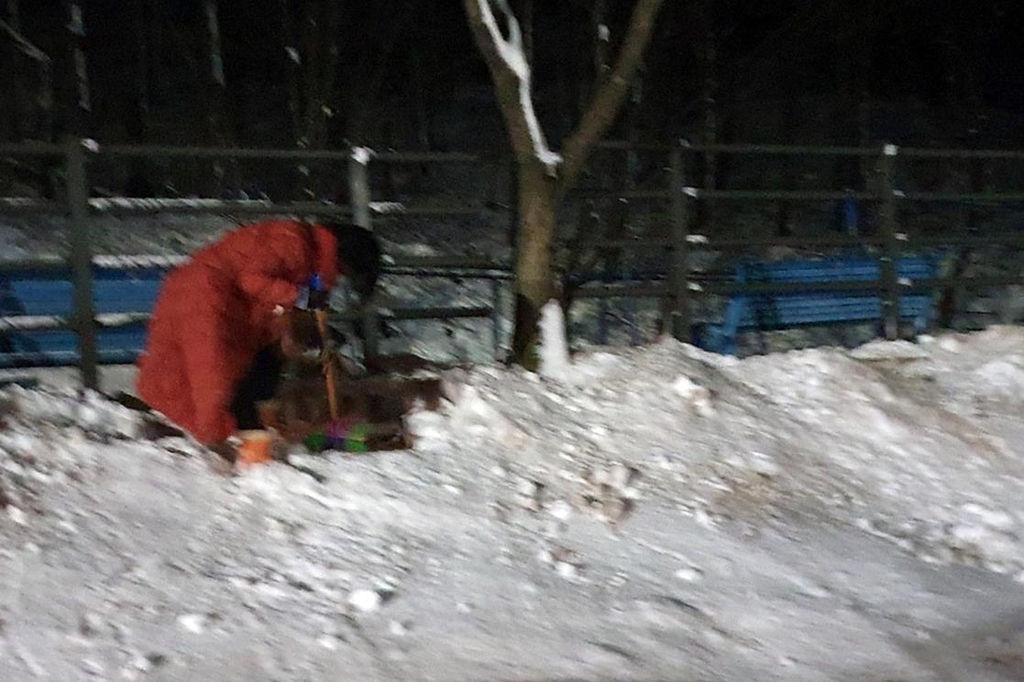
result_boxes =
[136,219,339,444]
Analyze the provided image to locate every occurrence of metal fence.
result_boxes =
[3,137,1024,389]
[567,140,1024,344]
[0,138,511,390]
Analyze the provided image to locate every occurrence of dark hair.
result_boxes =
[325,222,383,300]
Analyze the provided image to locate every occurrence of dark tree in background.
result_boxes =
[63,0,89,135]
[1,1,1023,225]
[279,0,343,156]
[464,0,666,367]
[1,1,54,149]
[202,0,236,191]
[4,2,1022,178]
[122,0,155,196]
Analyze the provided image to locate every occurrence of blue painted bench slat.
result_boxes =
[694,254,940,355]
[0,265,169,368]
[0,328,149,368]
[733,295,932,327]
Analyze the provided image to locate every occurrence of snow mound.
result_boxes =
[537,300,571,382]
[4,330,1024,680]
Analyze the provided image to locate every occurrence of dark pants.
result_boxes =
[230,345,284,430]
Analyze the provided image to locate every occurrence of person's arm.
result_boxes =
[236,223,311,311]
[238,273,301,311]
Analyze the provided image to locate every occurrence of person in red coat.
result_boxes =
[136,219,382,447]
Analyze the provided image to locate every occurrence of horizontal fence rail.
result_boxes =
[0,139,510,386]
[3,138,1024,384]
[573,139,1024,346]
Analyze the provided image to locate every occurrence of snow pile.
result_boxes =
[412,327,1024,579]
[9,387,143,439]
[4,329,1024,680]
[537,299,571,381]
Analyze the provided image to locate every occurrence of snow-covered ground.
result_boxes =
[3,328,1024,680]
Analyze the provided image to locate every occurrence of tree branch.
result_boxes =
[0,17,50,64]
[463,0,560,172]
[556,0,664,198]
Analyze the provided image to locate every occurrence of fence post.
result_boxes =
[490,277,501,360]
[669,140,692,341]
[348,147,372,229]
[348,147,379,358]
[66,137,98,390]
[878,143,900,340]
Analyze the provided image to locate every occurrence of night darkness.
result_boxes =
[4,1,1024,154]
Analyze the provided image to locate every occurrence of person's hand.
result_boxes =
[295,274,330,311]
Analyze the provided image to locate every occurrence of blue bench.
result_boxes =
[0,264,170,368]
[693,253,941,355]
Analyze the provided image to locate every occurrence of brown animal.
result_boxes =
[258,352,446,448]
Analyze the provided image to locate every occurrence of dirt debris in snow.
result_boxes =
[3,330,1024,679]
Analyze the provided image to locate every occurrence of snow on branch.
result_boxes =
[476,0,527,79]
[468,0,562,173]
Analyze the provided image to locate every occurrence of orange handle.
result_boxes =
[315,309,340,421]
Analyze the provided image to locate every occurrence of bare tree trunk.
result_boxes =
[204,0,226,120]
[132,2,149,137]
[576,0,609,118]
[202,0,235,194]
[124,0,151,196]
[857,95,870,171]
[298,0,322,152]
[281,0,345,197]
[281,0,343,199]
[2,13,54,136]
[776,95,796,237]
[2,10,55,195]
[304,0,342,151]
[313,0,342,189]
[831,1,867,234]
[280,0,302,142]
[592,0,609,79]
[464,0,665,365]
[63,0,90,136]
[1,16,24,143]
[349,0,417,142]
[698,18,716,234]
[5,0,18,28]
[146,0,162,96]
[512,161,558,367]
[937,34,983,329]
[278,0,307,198]
[3,0,19,140]
[410,10,433,151]
[855,4,874,195]
[599,74,644,312]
